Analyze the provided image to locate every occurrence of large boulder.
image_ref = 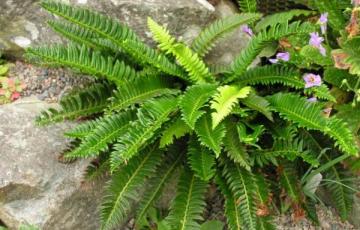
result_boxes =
[0,97,104,230]
[0,0,251,66]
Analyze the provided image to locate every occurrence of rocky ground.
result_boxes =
[8,61,92,103]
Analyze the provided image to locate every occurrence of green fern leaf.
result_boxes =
[160,117,191,148]
[237,0,257,13]
[255,10,315,31]
[100,146,162,230]
[195,114,226,157]
[222,159,257,230]
[148,18,214,84]
[279,160,302,203]
[27,44,138,84]
[223,121,251,171]
[107,76,179,113]
[165,167,208,230]
[215,174,242,230]
[47,20,117,52]
[111,97,178,170]
[187,137,216,181]
[36,83,113,125]
[241,92,273,121]
[179,84,217,129]
[324,158,355,220]
[66,111,136,158]
[229,21,314,80]
[210,85,251,129]
[192,13,261,57]
[84,154,110,181]
[65,119,100,139]
[135,151,183,227]
[41,0,140,49]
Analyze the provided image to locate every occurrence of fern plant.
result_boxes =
[28,1,360,229]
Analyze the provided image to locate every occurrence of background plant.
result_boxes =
[26,0,360,229]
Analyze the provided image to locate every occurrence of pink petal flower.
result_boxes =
[277,52,290,61]
[309,32,326,56]
[10,92,20,101]
[269,58,278,64]
[303,73,322,88]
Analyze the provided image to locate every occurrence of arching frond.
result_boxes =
[100,146,162,230]
[65,111,136,158]
[255,10,315,31]
[278,161,303,203]
[107,76,179,113]
[268,93,358,155]
[160,117,191,148]
[210,85,251,129]
[179,84,217,129]
[195,114,226,157]
[222,159,257,230]
[224,121,251,171]
[27,44,138,84]
[111,97,178,170]
[41,0,139,49]
[237,0,257,13]
[187,137,216,181]
[135,151,183,228]
[147,17,214,84]
[228,21,314,81]
[241,92,273,121]
[36,83,114,125]
[192,13,261,57]
[165,168,208,230]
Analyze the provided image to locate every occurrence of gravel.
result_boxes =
[8,61,93,102]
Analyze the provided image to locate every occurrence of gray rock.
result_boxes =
[0,0,251,67]
[0,97,104,230]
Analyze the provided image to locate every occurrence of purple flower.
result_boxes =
[269,52,290,63]
[307,97,318,102]
[309,32,326,56]
[241,25,253,37]
[303,73,322,88]
[318,13,328,34]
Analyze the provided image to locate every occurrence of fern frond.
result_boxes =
[84,154,110,181]
[324,159,355,220]
[179,84,217,129]
[253,173,276,230]
[237,0,257,13]
[268,93,326,130]
[135,151,183,228]
[268,93,358,155]
[36,83,113,125]
[165,167,208,230]
[195,114,226,157]
[160,117,191,148]
[241,92,273,121]
[255,10,315,31]
[121,39,187,79]
[66,111,136,158]
[111,97,178,170]
[41,0,139,49]
[215,174,243,230]
[222,159,257,230]
[235,65,335,101]
[107,76,179,113]
[187,137,216,181]
[324,117,358,156]
[210,85,251,128]
[27,44,138,84]
[65,119,100,139]
[279,161,302,203]
[191,13,261,57]
[100,146,162,230]
[229,21,314,80]
[47,20,117,52]
[148,18,214,84]
[224,121,251,171]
